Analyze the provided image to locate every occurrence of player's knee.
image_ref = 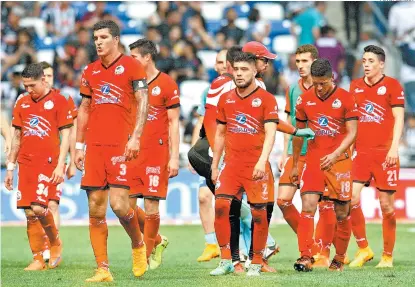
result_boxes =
[250,204,267,224]
[379,197,394,214]
[277,198,292,211]
[302,201,317,214]
[215,197,231,219]
[229,199,241,218]
[198,190,212,206]
[110,200,129,217]
[48,201,59,213]
[144,199,159,215]
[31,205,46,216]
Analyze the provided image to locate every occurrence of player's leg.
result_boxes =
[329,200,351,271]
[229,198,243,271]
[143,198,162,264]
[376,191,396,268]
[24,207,47,270]
[247,203,268,276]
[239,195,252,262]
[43,193,61,263]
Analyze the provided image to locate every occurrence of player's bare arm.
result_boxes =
[211,123,226,183]
[124,85,149,161]
[168,106,180,178]
[290,121,306,184]
[386,107,404,166]
[320,119,358,171]
[4,128,21,191]
[253,122,277,180]
[51,127,71,185]
[1,113,12,156]
[75,96,91,171]
[67,118,77,179]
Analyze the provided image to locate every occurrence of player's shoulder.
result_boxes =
[383,75,402,87]
[350,77,365,88]
[255,87,274,99]
[82,60,100,76]
[15,92,29,104]
[158,72,178,86]
[299,87,314,99]
[210,73,233,89]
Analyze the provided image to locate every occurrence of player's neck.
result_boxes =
[146,64,159,82]
[318,84,336,101]
[31,87,51,102]
[237,81,257,98]
[302,76,313,89]
[364,73,384,86]
[100,51,122,68]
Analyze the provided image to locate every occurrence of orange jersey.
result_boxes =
[140,72,180,148]
[80,54,147,145]
[12,90,74,165]
[217,86,279,164]
[295,87,358,157]
[350,76,405,152]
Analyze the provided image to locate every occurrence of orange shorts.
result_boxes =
[215,161,274,204]
[279,155,306,187]
[17,163,60,209]
[352,150,399,192]
[81,144,133,191]
[300,153,352,202]
[129,146,170,200]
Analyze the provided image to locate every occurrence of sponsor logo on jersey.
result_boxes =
[21,104,30,108]
[115,65,124,75]
[111,156,126,165]
[152,86,161,96]
[29,117,39,127]
[101,84,111,95]
[336,171,351,181]
[318,116,329,127]
[44,100,54,110]
[92,70,101,75]
[226,99,235,104]
[252,98,262,107]
[38,174,51,183]
[148,188,158,193]
[364,103,374,114]
[146,166,161,175]
[332,99,341,109]
[306,101,316,106]
[236,114,247,124]
[377,86,386,95]
[16,191,21,201]
[116,176,127,182]
[354,88,364,93]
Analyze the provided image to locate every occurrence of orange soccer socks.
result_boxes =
[144,213,160,258]
[119,208,143,249]
[26,216,45,261]
[37,209,60,246]
[89,216,109,269]
[351,203,369,248]
[314,201,336,257]
[277,199,300,233]
[334,216,352,263]
[382,211,396,256]
[250,206,269,264]
[298,211,315,258]
[214,198,232,260]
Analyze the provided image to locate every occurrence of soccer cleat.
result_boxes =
[329,258,344,271]
[261,259,276,273]
[313,254,330,268]
[263,243,280,261]
[344,254,350,265]
[48,240,63,269]
[132,244,147,277]
[149,235,169,270]
[375,254,393,268]
[197,243,220,262]
[244,259,251,270]
[349,246,374,268]
[239,251,248,263]
[43,249,50,263]
[294,256,313,272]
[233,262,245,274]
[85,268,114,282]
[210,259,234,276]
[24,260,47,271]
[246,263,262,276]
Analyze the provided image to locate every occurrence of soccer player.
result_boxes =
[74,20,148,282]
[348,45,405,268]
[211,52,279,276]
[291,59,358,272]
[4,63,71,270]
[128,39,180,270]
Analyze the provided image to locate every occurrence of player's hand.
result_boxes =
[320,152,338,171]
[124,138,140,161]
[294,128,315,140]
[168,158,179,178]
[66,162,77,179]
[278,154,287,172]
[211,167,219,184]
[75,149,85,171]
[188,162,196,174]
[289,166,299,185]
[51,164,65,185]
[252,160,266,180]
[4,170,13,191]
[386,147,399,167]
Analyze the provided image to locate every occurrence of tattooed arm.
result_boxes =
[4,128,21,190]
[74,96,91,170]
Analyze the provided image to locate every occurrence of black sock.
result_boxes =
[267,202,274,227]
[229,199,241,262]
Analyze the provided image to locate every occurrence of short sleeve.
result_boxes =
[12,101,22,129]
[216,96,227,124]
[388,80,405,108]
[57,96,74,130]
[165,78,180,109]
[284,88,291,114]
[129,58,147,90]
[80,69,92,97]
[67,96,78,118]
[344,93,359,121]
[295,95,307,122]
[263,95,279,123]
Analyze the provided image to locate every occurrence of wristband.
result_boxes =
[293,127,298,135]
[7,162,16,171]
[75,142,85,150]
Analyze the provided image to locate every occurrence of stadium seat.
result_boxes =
[121,19,144,35]
[272,34,297,55]
[254,3,284,21]
[37,49,55,65]
[201,2,224,21]
[206,20,223,35]
[35,37,56,50]
[223,4,251,18]
[126,2,156,20]
[179,80,210,117]
[269,20,291,38]
[196,50,217,70]
[19,17,47,38]
[120,34,143,49]
[235,18,249,30]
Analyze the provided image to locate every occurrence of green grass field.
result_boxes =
[1,224,415,287]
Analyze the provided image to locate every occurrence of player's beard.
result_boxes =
[235,78,253,89]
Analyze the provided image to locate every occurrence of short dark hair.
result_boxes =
[93,20,120,38]
[22,63,44,80]
[226,46,242,65]
[40,61,52,70]
[320,25,335,37]
[311,58,332,77]
[364,45,385,62]
[232,52,257,67]
[129,38,158,60]
[296,44,319,59]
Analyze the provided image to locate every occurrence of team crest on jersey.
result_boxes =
[115,65,124,75]
[152,86,161,96]
[377,86,386,95]
[296,96,302,106]
[332,99,341,109]
[252,98,262,107]
[44,100,54,110]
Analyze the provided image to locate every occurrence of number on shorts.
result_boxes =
[120,164,127,175]
[36,183,49,197]
[387,170,397,182]
[149,175,159,187]
[341,181,350,193]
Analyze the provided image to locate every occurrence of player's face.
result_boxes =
[312,75,334,98]
[22,76,48,100]
[362,52,384,79]
[255,57,269,74]
[215,50,227,75]
[233,61,256,89]
[130,48,148,68]
[93,28,119,57]
[296,52,314,77]
[43,67,54,87]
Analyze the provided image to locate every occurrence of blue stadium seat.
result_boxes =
[206,69,218,82]
[206,20,224,35]
[120,19,143,35]
[34,37,56,50]
[223,4,251,18]
[269,20,291,38]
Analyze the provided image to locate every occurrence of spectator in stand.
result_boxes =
[174,40,205,83]
[401,114,415,165]
[292,2,327,45]
[314,25,345,83]
[67,27,96,63]
[42,2,76,39]
[343,2,361,48]
[148,1,171,27]
[352,28,381,79]
[246,8,271,43]
[2,68,25,110]
[146,26,162,46]
[186,13,216,50]
[156,42,176,76]
[78,2,122,30]
[216,8,244,48]
[2,5,24,55]
[167,24,186,57]
[156,8,182,39]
